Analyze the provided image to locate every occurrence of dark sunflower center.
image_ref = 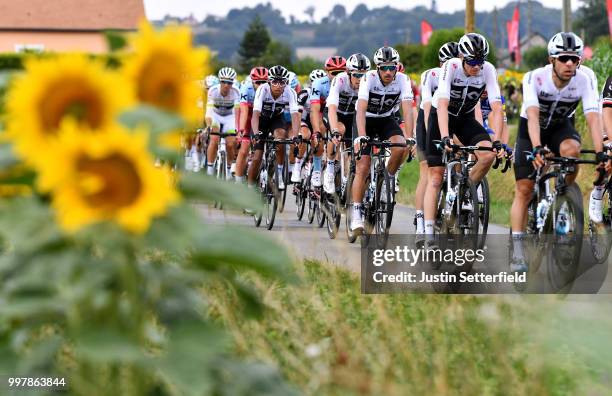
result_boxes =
[77,153,143,211]
[137,55,181,111]
[40,78,104,133]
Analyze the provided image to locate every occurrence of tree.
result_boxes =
[394,43,425,73]
[238,15,271,73]
[574,0,608,44]
[350,4,369,23]
[257,40,293,68]
[421,28,465,69]
[304,6,315,23]
[522,46,549,70]
[331,5,346,21]
[292,57,321,75]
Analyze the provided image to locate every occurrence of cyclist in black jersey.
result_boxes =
[509,32,605,272]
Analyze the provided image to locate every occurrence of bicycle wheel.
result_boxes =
[325,192,341,239]
[374,165,393,248]
[345,168,358,243]
[253,168,264,227]
[264,162,278,230]
[477,177,490,247]
[307,175,316,224]
[546,183,583,292]
[316,191,326,228]
[296,180,307,221]
[588,182,612,264]
[218,152,227,210]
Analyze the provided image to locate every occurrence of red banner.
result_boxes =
[507,6,521,65]
[608,0,612,38]
[421,20,433,45]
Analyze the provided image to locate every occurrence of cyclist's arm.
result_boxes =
[603,77,612,135]
[251,110,261,135]
[327,77,341,132]
[401,100,414,139]
[581,72,603,152]
[205,104,214,128]
[239,103,250,132]
[604,107,612,137]
[474,102,484,126]
[288,89,300,138]
[488,101,503,143]
[234,104,240,133]
[423,101,431,132]
[356,99,367,137]
[328,104,339,132]
[436,99,450,138]
[522,72,541,147]
[310,102,322,134]
[484,63,503,141]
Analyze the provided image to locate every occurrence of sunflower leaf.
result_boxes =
[118,105,185,135]
[179,173,262,211]
[74,328,147,364]
[190,224,297,283]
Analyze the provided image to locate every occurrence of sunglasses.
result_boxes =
[330,70,343,76]
[220,80,233,85]
[253,80,267,85]
[379,65,397,72]
[270,80,287,86]
[351,72,365,79]
[557,55,581,64]
[465,59,485,67]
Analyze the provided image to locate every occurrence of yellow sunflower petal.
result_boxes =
[39,122,179,234]
[5,54,134,167]
[123,21,211,125]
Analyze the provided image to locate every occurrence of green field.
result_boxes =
[207,261,612,396]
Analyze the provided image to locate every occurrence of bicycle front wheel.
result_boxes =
[265,164,278,230]
[374,166,393,248]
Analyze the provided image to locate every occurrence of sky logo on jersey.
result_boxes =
[539,91,553,98]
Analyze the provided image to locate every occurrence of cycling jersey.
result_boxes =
[432,58,501,116]
[206,85,240,117]
[326,72,359,115]
[520,64,599,129]
[357,71,414,118]
[602,76,612,109]
[253,83,299,119]
[419,67,441,110]
[297,88,311,122]
[288,72,302,92]
[239,81,257,107]
[310,76,331,107]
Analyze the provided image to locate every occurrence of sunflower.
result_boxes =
[5,54,133,165]
[123,22,210,124]
[38,122,179,234]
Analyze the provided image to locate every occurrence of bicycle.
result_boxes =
[520,150,604,289]
[585,148,612,264]
[292,137,312,221]
[350,138,408,248]
[252,134,294,230]
[321,133,351,239]
[209,131,233,209]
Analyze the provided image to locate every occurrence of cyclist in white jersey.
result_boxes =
[350,46,416,233]
[205,67,240,178]
[290,69,326,184]
[510,32,605,271]
[413,42,458,242]
[423,33,503,246]
[248,65,300,190]
[324,53,371,194]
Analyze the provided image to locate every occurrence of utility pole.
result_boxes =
[527,0,532,39]
[466,0,475,32]
[562,0,571,31]
[492,7,499,48]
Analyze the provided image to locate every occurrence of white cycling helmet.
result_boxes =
[268,65,290,82]
[458,33,489,60]
[373,46,400,65]
[309,69,326,82]
[205,75,219,89]
[439,42,459,62]
[547,32,584,57]
[218,67,237,82]
[347,53,371,71]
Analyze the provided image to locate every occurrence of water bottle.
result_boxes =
[260,169,267,190]
[445,187,457,214]
[555,205,570,235]
[536,198,550,229]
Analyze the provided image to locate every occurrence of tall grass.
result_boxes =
[206,261,612,396]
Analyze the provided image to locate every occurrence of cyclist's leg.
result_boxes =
[291,122,311,183]
[548,120,582,185]
[424,108,446,241]
[220,113,237,179]
[510,118,537,233]
[415,108,428,233]
[350,117,373,231]
[311,114,326,187]
[235,125,251,183]
[206,119,221,176]
[247,118,272,187]
[380,117,406,175]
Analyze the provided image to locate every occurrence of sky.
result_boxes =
[143,0,574,22]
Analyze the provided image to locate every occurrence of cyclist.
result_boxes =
[510,32,603,272]
[603,76,612,135]
[310,56,347,188]
[205,67,240,179]
[290,69,326,184]
[248,65,300,191]
[324,53,371,194]
[423,33,503,247]
[479,90,510,147]
[236,66,268,184]
[350,46,416,233]
[414,41,459,243]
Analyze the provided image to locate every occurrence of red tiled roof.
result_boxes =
[0,0,145,31]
